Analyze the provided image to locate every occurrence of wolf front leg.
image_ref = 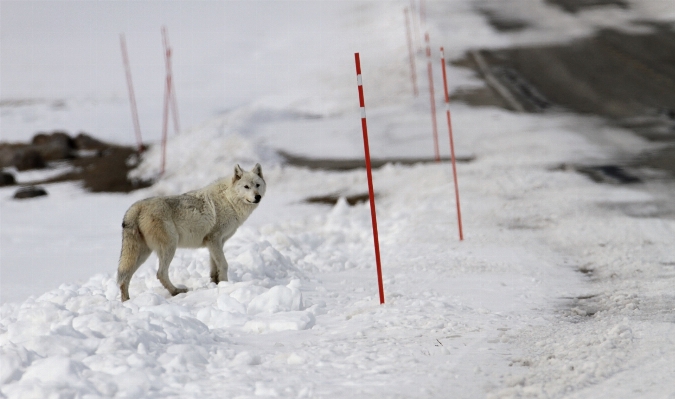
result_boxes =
[207,238,229,284]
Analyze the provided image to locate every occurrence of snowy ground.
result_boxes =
[2,1,675,398]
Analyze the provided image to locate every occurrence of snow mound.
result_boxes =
[0,200,380,397]
[491,321,636,398]
[130,106,284,194]
[0,235,312,397]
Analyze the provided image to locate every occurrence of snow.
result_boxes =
[2,0,675,398]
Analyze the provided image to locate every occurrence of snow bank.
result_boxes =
[0,251,312,396]
[0,193,383,397]
[490,320,635,398]
[5,103,672,397]
[129,106,283,192]
[4,0,675,397]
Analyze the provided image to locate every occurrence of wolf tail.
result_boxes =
[117,204,148,300]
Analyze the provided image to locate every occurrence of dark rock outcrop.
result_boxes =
[0,172,16,186]
[14,186,48,199]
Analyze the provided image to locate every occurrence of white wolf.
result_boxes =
[117,164,266,301]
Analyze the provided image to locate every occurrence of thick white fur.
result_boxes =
[117,164,265,301]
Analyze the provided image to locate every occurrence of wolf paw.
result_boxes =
[211,276,228,284]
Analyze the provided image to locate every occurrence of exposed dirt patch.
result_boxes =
[551,163,641,184]
[575,165,642,184]
[544,0,629,13]
[599,201,675,219]
[279,150,475,171]
[13,186,48,199]
[477,8,529,32]
[632,146,675,177]
[449,86,511,110]
[305,193,371,206]
[559,293,602,321]
[34,146,151,193]
[1,132,152,193]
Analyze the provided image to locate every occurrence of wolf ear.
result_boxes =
[233,164,243,183]
[252,163,263,179]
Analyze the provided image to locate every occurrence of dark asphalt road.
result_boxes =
[453,19,675,180]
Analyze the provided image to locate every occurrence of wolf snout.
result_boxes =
[254,194,261,203]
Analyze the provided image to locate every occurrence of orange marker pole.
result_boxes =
[354,53,385,305]
[425,33,440,162]
[160,26,180,175]
[410,0,422,51]
[404,8,418,97]
[162,27,180,136]
[120,34,144,152]
[440,47,464,241]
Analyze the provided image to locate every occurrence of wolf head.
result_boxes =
[231,163,266,204]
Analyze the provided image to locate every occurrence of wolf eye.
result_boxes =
[256,184,260,188]
[244,185,249,189]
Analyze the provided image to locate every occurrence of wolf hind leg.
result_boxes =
[143,219,186,297]
[156,245,187,296]
[118,228,152,302]
[118,245,151,301]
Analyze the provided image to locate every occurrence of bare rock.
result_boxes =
[0,172,16,186]
[74,132,109,151]
[0,146,16,168]
[14,186,48,199]
[32,131,74,148]
[13,149,46,171]
[32,132,76,161]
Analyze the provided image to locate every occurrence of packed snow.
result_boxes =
[2,0,675,398]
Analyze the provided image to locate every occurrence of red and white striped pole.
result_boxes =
[354,53,385,305]
[440,47,464,241]
[120,34,144,153]
[425,33,440,162]
[404,8,418,97]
